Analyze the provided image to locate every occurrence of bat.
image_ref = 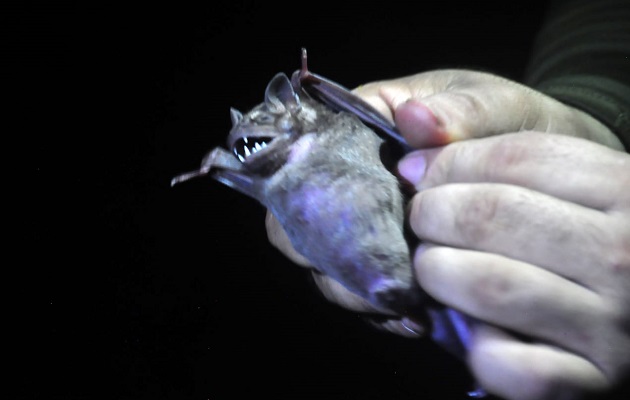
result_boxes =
[172,49,485,397]
[172,49,419,312]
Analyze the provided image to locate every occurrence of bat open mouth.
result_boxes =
[232,137,274,162]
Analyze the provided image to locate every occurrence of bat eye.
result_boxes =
[232,137,272,162]
[253,114,275,124]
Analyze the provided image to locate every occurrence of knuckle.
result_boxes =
[486,134,534,173]
[444,91,488,137]
[454,186,535,248]
[468,267,516,311]
[608,239,630,278]
[600,224,630,297]
[453,187,504,245]
[457,91,486,116]
[454,192,498,243]
[439,90,487,118]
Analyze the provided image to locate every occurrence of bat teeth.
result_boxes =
[233,138,272,163]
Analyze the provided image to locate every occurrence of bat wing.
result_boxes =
[292,49,412,154]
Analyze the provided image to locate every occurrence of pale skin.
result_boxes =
[265,70,630,400]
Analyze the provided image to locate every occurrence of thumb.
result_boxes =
[394,71,622,149]
[354,70,620,149]
[394,77,552,148]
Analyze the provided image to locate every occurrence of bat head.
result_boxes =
[226,73,332,176]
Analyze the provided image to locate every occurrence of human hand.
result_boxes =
[397,131,630,400]
[268,70,626,311]
[352,69,624,150]
[266,70,630,398]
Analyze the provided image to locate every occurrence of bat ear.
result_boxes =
[229,108,243,127]
[265,73,301,113]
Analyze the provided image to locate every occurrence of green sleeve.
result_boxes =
[524,0,630,150]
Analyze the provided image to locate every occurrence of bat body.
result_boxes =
[260,91,421,314]
[173,49,484,396]
[174,67,422,314]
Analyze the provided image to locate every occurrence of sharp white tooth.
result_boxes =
[251,147,258,154]
[261,142,267,148]
[255,142,262,151]
[244,146,251,157]
[238,154,245,162]
[243,137,248,144]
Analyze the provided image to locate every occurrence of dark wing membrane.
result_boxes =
[294,69,412,153]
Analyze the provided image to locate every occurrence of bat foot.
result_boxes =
[369,279,424,315]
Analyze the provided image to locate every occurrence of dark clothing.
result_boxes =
[525,0,630,149]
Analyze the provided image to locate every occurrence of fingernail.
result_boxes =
[397,151,426,185]
[396,100,450,146]
[402,99,439,125]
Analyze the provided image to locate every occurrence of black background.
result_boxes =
[11,1,628,399]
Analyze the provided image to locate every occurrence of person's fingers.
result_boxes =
[354,70,623,150]
[399,133,630,292]
[394,99,450,147]
[398,132,630,211]
[265,211,313,267]
[469,324,608,400]
[352,77,415,123]
[353,72,454,147]
[407,182,625,288]
[396,75,562,147]
[398,90,622,150]
[413,244,609,358]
